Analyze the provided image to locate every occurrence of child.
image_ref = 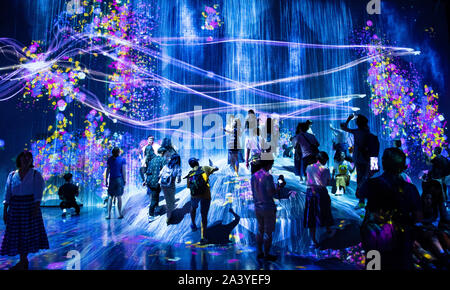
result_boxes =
[334,164,351,196]
[58,173,80,217]
[304,151,334,247]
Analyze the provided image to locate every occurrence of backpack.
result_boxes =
[160,166,174,187]
[187,168,209,197]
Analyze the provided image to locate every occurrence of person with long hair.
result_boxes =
[1,151,49,270]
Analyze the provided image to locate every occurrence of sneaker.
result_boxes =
[118,215,124,219]
[191,225,198,232]
[264,254,278,261]
[148,216,156,222]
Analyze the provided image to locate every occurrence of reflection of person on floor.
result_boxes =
[204,207,240,244]
[303,152,334,247]
[145,147,167,221]
[251,159,285,261]
[159,153,182,225]
[1,151,49,270]
[105,147,126,219]
[58,173,80,217]
[185,158,218,244]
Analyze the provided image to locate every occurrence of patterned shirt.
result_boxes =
[145,155,165,188]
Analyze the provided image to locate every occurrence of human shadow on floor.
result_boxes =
[204,208,241,245]
[167,201,192,225]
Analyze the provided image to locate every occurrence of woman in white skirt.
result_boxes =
[1,151,49,270]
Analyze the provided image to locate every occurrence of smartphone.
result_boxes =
[370,157,379,171]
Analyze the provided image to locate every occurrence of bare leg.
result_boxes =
[106,196,112,218]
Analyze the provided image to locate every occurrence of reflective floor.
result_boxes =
[0,158,365,270]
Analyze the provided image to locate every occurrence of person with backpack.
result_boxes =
[185,157,219,244]
[340,113,379,209]
[1,151,49,270]
[159,153,182,225]
[58,173,80,217]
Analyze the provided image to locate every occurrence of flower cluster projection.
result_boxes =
[354,21,448,171]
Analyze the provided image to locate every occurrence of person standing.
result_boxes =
[225,116,243,176]
[296,121,320,179]
[303,152,334,247]
[145,147,167,221]
[292,122,305,182]
[429,147,450,204]
[340,114,375,208]
[251,159,285,261]
[159,153,182,225]
[58,173,80,217]
[1,151,49,270]
[139,136,156,183]
[186,158,218,244]
[105,147,126,219]
[359,148,422,270]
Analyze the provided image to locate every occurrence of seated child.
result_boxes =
[334,164,350,195]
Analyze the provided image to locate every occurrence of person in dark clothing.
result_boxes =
[413,178,449,266]
[140,136,156,183]
[291,122,305,181]
[145,147,167,221]
[296,121,320,179]
[340,113,372,208]
[58,173,80,217]
[429,147,449,203]
[251,159,286,261]
[105,147,126,219]
[359,147,422,270]
[186,157,219,244]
